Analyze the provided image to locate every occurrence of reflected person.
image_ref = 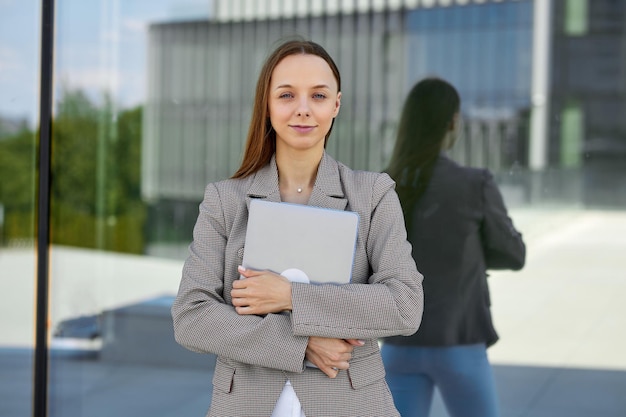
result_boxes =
[381,77,526,417]
[171,39,424,417]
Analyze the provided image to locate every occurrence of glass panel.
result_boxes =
[48,1,214,416]
[10,0,625,415]
[565,0,589,35]
[560,100,584,168]
[0,0,40,415]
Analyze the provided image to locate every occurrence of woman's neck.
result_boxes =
[276,149,322,204]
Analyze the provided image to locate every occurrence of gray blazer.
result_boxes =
[172,152,424,417]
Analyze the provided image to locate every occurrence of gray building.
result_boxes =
[141,0,626,254]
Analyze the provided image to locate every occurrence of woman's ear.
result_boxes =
[333,92,342,117]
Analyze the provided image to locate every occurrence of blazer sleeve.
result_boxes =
[171,183,309,373]
[480,170,526,270]
[289,173,424,340]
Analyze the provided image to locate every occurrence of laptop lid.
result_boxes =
[242,199,359,284]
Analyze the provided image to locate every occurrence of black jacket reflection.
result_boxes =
[385,155,525,348]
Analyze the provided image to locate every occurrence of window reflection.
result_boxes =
[0,0,40,415]
[0,0,625,416]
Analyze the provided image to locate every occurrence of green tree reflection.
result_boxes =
[0,89,146,254]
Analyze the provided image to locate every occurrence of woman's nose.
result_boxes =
[296,99,311,117]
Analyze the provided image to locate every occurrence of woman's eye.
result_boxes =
[313,93,327,100]
[279,93,294,99]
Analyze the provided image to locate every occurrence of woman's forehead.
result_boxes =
[270,54,338,90]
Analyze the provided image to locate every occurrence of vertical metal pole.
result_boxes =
[529,0,552,170]
[34,0,54,415]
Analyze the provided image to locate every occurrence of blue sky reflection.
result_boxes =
[0,0,211,128]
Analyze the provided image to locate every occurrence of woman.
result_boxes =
[171,39,424,417]
[382,78,526,417]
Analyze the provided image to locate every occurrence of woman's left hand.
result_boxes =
[232,266,293,315]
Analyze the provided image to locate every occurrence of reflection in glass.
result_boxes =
[42,1,211,416]
[0,0,40,415]
[1,0,625,415]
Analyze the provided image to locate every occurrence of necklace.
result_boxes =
[277,174,308,194]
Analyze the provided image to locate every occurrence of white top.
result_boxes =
[271,381,306,417]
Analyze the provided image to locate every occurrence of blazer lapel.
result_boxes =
[246,156,281,207]
[308,152,348,211]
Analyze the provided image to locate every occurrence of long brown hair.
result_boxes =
[385,78,460,230]
[231,38,341,179]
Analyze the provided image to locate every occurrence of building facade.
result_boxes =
[142,0,548,253]
[2,1,626,416]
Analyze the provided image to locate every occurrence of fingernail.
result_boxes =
[238,265,245,272]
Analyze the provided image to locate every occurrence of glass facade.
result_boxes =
[405,1,533,174]
[0,1,40,416]
[551,0,626,206]
[1,0,625,416]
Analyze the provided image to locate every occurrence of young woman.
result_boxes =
[382,77,526,417]
[171,39,424,417]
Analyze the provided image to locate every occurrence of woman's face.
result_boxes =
[268,53,341,154]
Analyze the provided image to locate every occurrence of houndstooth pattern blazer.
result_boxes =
[172,152,424,417]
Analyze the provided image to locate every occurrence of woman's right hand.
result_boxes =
[305,337,365,378]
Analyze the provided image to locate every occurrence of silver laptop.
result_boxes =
[242,199,359,284]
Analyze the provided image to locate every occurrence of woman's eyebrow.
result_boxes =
[274,83,332,90]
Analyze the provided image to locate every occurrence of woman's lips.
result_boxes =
[290,125,315,134]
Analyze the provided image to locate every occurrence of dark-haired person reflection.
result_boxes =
[381,77,526,417]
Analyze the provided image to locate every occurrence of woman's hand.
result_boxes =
[231,266,292,315]
[305,337,365,378]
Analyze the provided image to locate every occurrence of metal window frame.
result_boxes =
[34,0,55,416]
